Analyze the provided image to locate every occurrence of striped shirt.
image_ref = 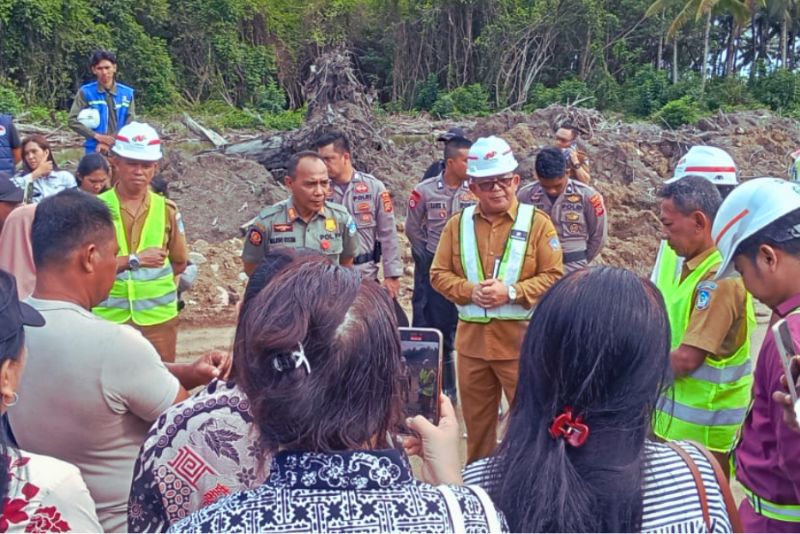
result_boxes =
[462,440,732,533]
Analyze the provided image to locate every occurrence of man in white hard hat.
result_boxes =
[713,178,800,532]
[92,122,188,362]
[68,50,135,155]
[430,135,563,462]
[650,175,754,473]
[651,145,739,293]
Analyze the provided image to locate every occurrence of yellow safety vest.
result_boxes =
[457,204,535,323]
[93,190,178,326]
[653,249,754,452]
[651,240,683,292]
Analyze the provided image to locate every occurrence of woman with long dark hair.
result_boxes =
[0,269,100,532]
[170,260,504,533]
[12,135,76,203]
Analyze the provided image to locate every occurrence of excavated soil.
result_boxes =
[167,105,800,326]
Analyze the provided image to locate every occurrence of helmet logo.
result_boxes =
[484,151,496,160]
[132,134,147,143]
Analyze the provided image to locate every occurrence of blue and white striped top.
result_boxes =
[462,439,732,533]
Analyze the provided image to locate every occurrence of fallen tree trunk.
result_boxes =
[182,114,228,147]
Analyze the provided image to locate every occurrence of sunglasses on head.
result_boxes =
[473,176,514,192]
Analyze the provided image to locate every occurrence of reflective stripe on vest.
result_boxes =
[653,248,754,452]
[92,190,178,326]
[80,82,134,153]
[457,204,535,323]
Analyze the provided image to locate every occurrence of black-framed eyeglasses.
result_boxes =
[473,175,514,192]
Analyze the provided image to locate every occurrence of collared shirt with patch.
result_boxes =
[406,173,477,254]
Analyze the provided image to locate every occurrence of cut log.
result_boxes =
[182,114,228,147]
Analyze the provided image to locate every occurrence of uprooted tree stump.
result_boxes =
[216,49,397,180]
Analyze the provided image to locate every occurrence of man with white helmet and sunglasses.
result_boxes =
[430,135,563,462]
[92,122,188,362]
[714,178,800,532]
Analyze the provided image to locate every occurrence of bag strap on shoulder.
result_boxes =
[664,441,712,531]
[688,440,744,533]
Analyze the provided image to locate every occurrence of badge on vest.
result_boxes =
[510,229,528,241]
[325,218,337,231]
[566,194,581,203]
[355,183,369,194]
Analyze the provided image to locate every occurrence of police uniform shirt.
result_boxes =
[406,174,477,255]
[517,179,607,273]
[680,247,748,358]
[329,171,403,279]
[241,197,359,265]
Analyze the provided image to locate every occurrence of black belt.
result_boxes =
[563,250,588,263]
[354,253,373,265]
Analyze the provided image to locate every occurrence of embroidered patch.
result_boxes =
[356,201,371,213]
[697,281,718,291]
[355,183,369,194]
[589,194,605,217]
[273,223,293,233]
[288,207,298,220]
[696,289,711,311]
[565,212,580,221]
[358,213,374,225]
[566,194,581,203]
[381,191,393,213]
[353,193,372,201]
[437,209,448,219]
[549,237,561,250]
[248,228,263,246]
[409,190,421,209]
[176,212,185,234]
[325,218,336,231]
[348,220,357,235]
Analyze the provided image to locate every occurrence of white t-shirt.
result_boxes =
[8,298,180,533]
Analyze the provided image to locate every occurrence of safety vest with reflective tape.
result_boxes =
[653,249,754,452]
[92,190,178,326]
[80,81,134,153]
[651,240,683,291]
[457,204,535,323]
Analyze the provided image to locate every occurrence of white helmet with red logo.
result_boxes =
[467,136,518,178]
[112,122,163,161]
[713,178,800,279]
[666,145,737,186]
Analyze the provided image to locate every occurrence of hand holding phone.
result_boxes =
[771,319,800,432]
[402,394,462,485]
[399,327,443,425]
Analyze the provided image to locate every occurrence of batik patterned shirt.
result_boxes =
[169,449,507,533]
[128,379,266,532]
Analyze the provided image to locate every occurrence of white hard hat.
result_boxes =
[467,136,518,178]
[112,122,163,161]
[713,178,800,279]
[666,146,738,186]
[77,108,100,130]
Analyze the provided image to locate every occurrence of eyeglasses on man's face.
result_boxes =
[473,175,514,192]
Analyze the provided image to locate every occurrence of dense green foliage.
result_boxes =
[0,0,798,129]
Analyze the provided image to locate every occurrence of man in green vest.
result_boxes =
[92,122,188,362]
[652,175,754,473]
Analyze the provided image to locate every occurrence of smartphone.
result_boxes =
[772,319,800,420]
[399,327,443,425]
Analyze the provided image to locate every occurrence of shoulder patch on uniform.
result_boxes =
[247,227,263,246]
[695,289,711,310]
[380,191,393,213]
[409,190,421,209]
[589,194,605,217]
[176,212,185,234]
[549,236,561,251]
[347,218,357,235]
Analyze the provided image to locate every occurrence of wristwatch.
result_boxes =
[128,254,141,271]
[507,285,517,303]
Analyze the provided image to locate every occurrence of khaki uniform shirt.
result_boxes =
[406,173,478,254]
[680,247,748,358]
[517,179,607,274]
[430,198,564,360]
[117,190,188,266]
[68,82,136,140]
[241,197,359,265]
[329,171,403,279]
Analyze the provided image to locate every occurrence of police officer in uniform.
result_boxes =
[0,114,21,176]
[314,131,406,324]
[406,136,474,400]
[517,147,607,273]
[241,151,359,275]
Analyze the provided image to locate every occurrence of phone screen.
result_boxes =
[399,327,443,425]
[773,319,800,409]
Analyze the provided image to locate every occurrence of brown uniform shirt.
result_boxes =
[118,191,188,266]
[680,247,748,358]
[430,198,564,360]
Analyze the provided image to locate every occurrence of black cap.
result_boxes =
[0,172,23,203]
[437,128,471,143]
[0,270,45,343]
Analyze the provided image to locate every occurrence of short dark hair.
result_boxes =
[236,260,404,452]
[31,189,114,268]
[90,50,117,67]
[313,131,351,155]
[444,138,472,162]
[287,151,325,180]
[535,147,566,180]
[559,123,580,139]
[736,208,800,261]
[658,175,722,220]
[76,153,110,183]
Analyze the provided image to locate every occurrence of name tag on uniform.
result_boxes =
[269,237,297,244]
[353,193,372,201]
[319,233,336,240]
[427,201,446,209]
[510,229,528,241]
[273,223,293,232]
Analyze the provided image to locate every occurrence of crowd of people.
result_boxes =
[3,48,800,533]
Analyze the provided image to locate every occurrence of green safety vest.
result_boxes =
[457,203,535,323]
[93,190,178,326]
[651,240,683,292]
[653,249,755,452]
